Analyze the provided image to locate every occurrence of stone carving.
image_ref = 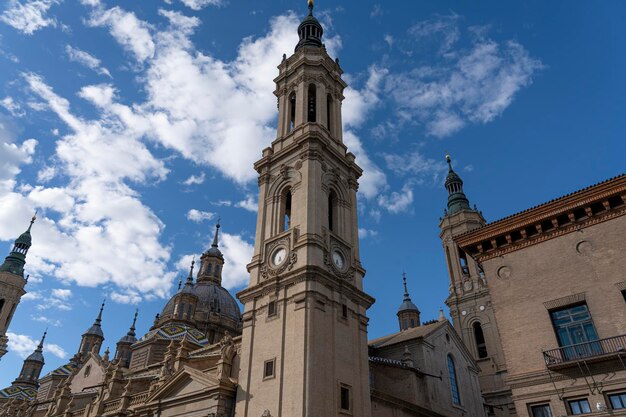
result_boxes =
[261,410,273,417]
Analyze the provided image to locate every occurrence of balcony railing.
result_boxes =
[543,334,626,369]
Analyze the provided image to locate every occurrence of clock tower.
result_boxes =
[235,2,375,416]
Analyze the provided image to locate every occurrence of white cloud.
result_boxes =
[220,232,253,289]
[179,0,223,11]
[6,332,67,359]
[377,185,414,214]
[1,97,25,117]
[111,290,141,304]
[65,45,112,78]
[182,172,205,185]
[0,138,36,195]
[385,17,543,138]
[235,195,257,212]
[87,6,155,62]
[21,291,43,301]
[358,228,378,239]
[186,209,215,222]
[37,165,56,182]
[0,0,59,35]
[383,150,448,185]
[31,315,62,327]
[51,288,71,299]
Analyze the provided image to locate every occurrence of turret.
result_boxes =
[12,330,46,388]
[444,154,471,214]
[77,300,106,360]
[397,273,421,331]
[115,310,138,368]
[197,223,224,285]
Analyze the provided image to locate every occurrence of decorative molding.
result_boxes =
[543,292,585,310]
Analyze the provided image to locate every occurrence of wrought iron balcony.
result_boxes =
[543,334,626,369]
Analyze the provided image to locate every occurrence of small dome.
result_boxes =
[15,230,32,246]
[398,299,420,313]
[84,324,104,338]
[161,281,241,323]
[25,350,44,363]
[118,333,137,344]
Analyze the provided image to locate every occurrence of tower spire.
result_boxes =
[397,273,420,330]
[212,221,220,248]
[295,0,324,51]
[186,257,195,284]
[37,329,47,351]
[95,299,105,325]
[130,309,138,335]
[0,212,37,277]
[444,153,471,214]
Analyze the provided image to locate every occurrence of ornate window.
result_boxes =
[328,190,338,232]
[307,84,316,122]
[288,92,296,132]
[206,263,212,275]
[326,93,333,134]
[214,264,220,277]
[447,355,461,405]
[473,322,488,358]
[281,189,292,232]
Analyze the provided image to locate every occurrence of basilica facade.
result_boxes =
[1,2,624,417]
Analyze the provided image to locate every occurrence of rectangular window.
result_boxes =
[568,399,591,415]
[530,404,552,417]
[550,303,601,360]
[342,304,348,319]
[263,359,275,379]
[340,386,350,411]
[268,301,277,317]
[609,392,626,409]
[622,290,626,303]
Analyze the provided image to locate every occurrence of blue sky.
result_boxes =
[0,0,624,386]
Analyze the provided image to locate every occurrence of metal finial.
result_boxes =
[37,329,47,350]
[211,221,221,248]
[187,257,195,283]
[308,0,314,14]
[131,309,138,331]
[96,299,105,324]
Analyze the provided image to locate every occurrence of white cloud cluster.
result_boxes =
[377,185,414,214]
[179,0,223,11]
[0,97,25,117]
[0,0,59,35]
[186,209,216,222]
[385,16,543,137]
[383,150,448,184]
[66,45,112,78]
[7,331,67,359]
[182,172,205,186]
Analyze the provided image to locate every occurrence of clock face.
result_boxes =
[332,250,345,269]
[272,248,287,266]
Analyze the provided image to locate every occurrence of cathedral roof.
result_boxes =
[139,324,209,347]
[397,274,419,314]
[83,301,105,338]
[369,320,448,349]
[0,385,37,401]
[118,310,138,344]
[161,281,241,323]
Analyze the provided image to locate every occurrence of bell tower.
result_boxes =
[0,213,36,360]
[439,154,514,417]
[235,2,374,416]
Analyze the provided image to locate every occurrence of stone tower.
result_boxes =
[235,2,375,416]
[75,301,106,361]
[0,213,36,360]
[439,155,514,416]
[12,330,46,388]
[397,273,420,331]
[115,310,138,368]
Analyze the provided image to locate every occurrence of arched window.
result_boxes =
[328,190,338,232]
[326,94,333,134]
[178,303,185,319]
[307,84,316,122]
[206,263,212,275]
[82,342,91,356]
[473,322,488,358]
[288,92,296,132]
[447,355,461,405]
[186,304,193,320]
[281,189,292,232]
[214,264,220,277]
[5,303,15,327]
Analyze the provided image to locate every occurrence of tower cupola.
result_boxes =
[0,213,36,277]
[12,329,46,388]
[444,154,471,215]
[295,0,324,51]
[77,300,106,359]
[397,273,421,331]
[115,309,138,367]
[197,223,224,285]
